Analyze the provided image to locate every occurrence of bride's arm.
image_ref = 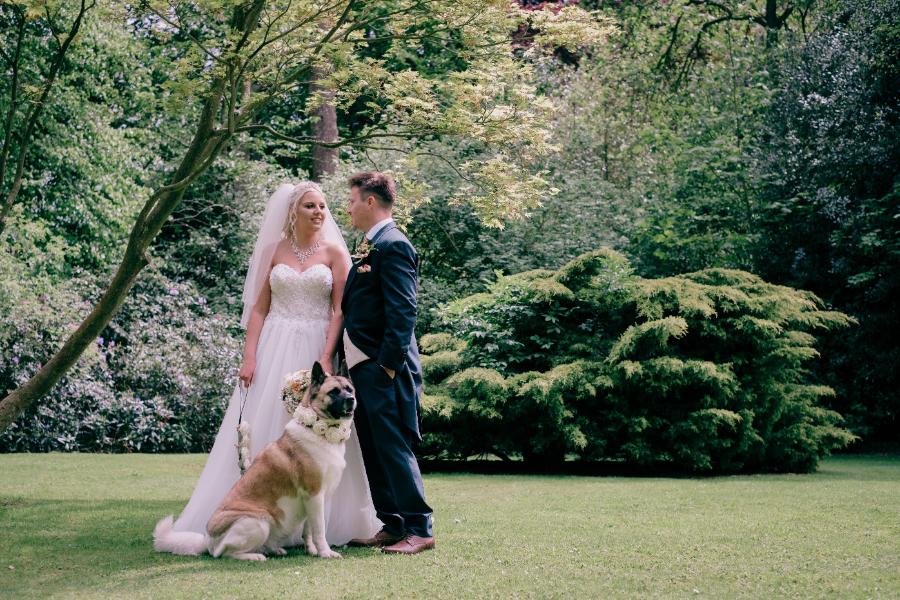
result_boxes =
[319,243,350,374]
[239,273,273,387]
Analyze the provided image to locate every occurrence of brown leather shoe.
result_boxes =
[347,529,404,548]
[381,535,435,555]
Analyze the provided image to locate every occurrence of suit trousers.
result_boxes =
[350,360,433,538]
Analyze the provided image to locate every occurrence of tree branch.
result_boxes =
[145,5,224,65]
[44,3,63,47]
[232,123,420,147]
[339,0,430,41]
[0,0,93,233]
[0,8,26,197]
[311,0,357,54]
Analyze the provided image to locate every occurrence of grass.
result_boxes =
[0,454,897,599]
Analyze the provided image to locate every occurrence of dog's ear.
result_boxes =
[311,361,327,387]
[338,360,350,379]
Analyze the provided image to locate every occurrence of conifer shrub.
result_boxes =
[420,249,857,472]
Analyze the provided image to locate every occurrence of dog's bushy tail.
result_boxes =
[153,515,208,556]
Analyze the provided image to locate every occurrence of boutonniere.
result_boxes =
[350,237,378,262]
[357,264,372,273]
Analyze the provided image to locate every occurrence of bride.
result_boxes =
[165,181,381,548]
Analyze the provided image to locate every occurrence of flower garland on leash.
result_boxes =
[236,368,351,474]
[236,385,252,475]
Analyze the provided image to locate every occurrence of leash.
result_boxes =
[237,381,249,428]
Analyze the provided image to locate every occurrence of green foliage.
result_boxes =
[1,13,155,274]
[0,227,240,452]
[0,10,246,451]
[509,0,898,443]
[421,249,856,472]
[0,1,613,446]
[750,0,900,440]
[1,0,893,454]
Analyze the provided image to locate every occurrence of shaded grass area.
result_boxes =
[0,454,897,599]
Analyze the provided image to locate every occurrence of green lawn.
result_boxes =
[0,454,897,599]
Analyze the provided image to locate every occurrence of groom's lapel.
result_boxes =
[343,223,397,301]
[343,254,359,302]
[369,222,396,246]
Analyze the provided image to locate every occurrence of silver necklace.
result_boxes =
[290,238,321,266]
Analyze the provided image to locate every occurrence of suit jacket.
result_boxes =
[341,222,424,438]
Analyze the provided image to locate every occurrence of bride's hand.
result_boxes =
[318,355,333,374]
[239,359,256,387]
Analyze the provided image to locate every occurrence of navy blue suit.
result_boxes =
[341,222,432,538]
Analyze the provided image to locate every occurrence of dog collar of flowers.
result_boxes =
[293,405,352,444]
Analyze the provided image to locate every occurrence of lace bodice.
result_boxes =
[266,263,333,323]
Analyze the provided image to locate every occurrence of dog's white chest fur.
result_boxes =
[285,420,348,474]
[272,422,347,536]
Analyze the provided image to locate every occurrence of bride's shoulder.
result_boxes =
[268,240,292,265]
[320,239,348,259]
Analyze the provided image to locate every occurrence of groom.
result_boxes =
[341,172,434,554]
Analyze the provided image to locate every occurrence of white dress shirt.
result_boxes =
[366,217,394,241]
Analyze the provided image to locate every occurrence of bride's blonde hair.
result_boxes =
[282,181,324,241]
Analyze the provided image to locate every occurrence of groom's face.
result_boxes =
[347,186,370,232]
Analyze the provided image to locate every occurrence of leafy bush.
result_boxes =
[420,249,857,473]
[0,242,240,453]
[750,0,900,441]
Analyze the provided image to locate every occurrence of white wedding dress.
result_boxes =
[172,262,381,546]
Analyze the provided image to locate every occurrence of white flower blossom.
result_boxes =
[237,422,252,473]
[324,427,346,444]
[293,405,318,426]
[323,422,351,443]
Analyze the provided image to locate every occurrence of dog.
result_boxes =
[154,361,356,561]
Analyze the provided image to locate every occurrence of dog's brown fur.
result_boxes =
[154,362,357,560]
[206,363,353,540]
[207,435,323,537]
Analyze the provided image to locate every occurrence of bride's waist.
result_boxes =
[264,312,330,326]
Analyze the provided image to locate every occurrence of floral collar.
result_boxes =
[292,405,352,443]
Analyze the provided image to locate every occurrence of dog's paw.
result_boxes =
[270,547,288,556]
[318,547,342,559]
[230,552,267,562]
[305,542,319,556]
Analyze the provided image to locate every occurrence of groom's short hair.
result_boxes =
[349,171,396,207]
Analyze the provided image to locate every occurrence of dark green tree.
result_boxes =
[751,0,900,440]
[420,249,856,472]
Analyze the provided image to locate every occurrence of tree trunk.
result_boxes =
[309,65,338,182]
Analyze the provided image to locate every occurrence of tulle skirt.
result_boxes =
[171,314,381,545]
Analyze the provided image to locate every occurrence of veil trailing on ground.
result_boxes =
[240,181,350,328]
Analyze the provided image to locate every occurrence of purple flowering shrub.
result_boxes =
[1,253,240,453]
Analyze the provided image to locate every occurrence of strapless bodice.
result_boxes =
[266,263,333,324]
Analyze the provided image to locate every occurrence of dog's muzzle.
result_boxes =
[327,394,356,419]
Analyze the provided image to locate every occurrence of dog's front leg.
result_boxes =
[305,493,340,558]
[302,519,318,556]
